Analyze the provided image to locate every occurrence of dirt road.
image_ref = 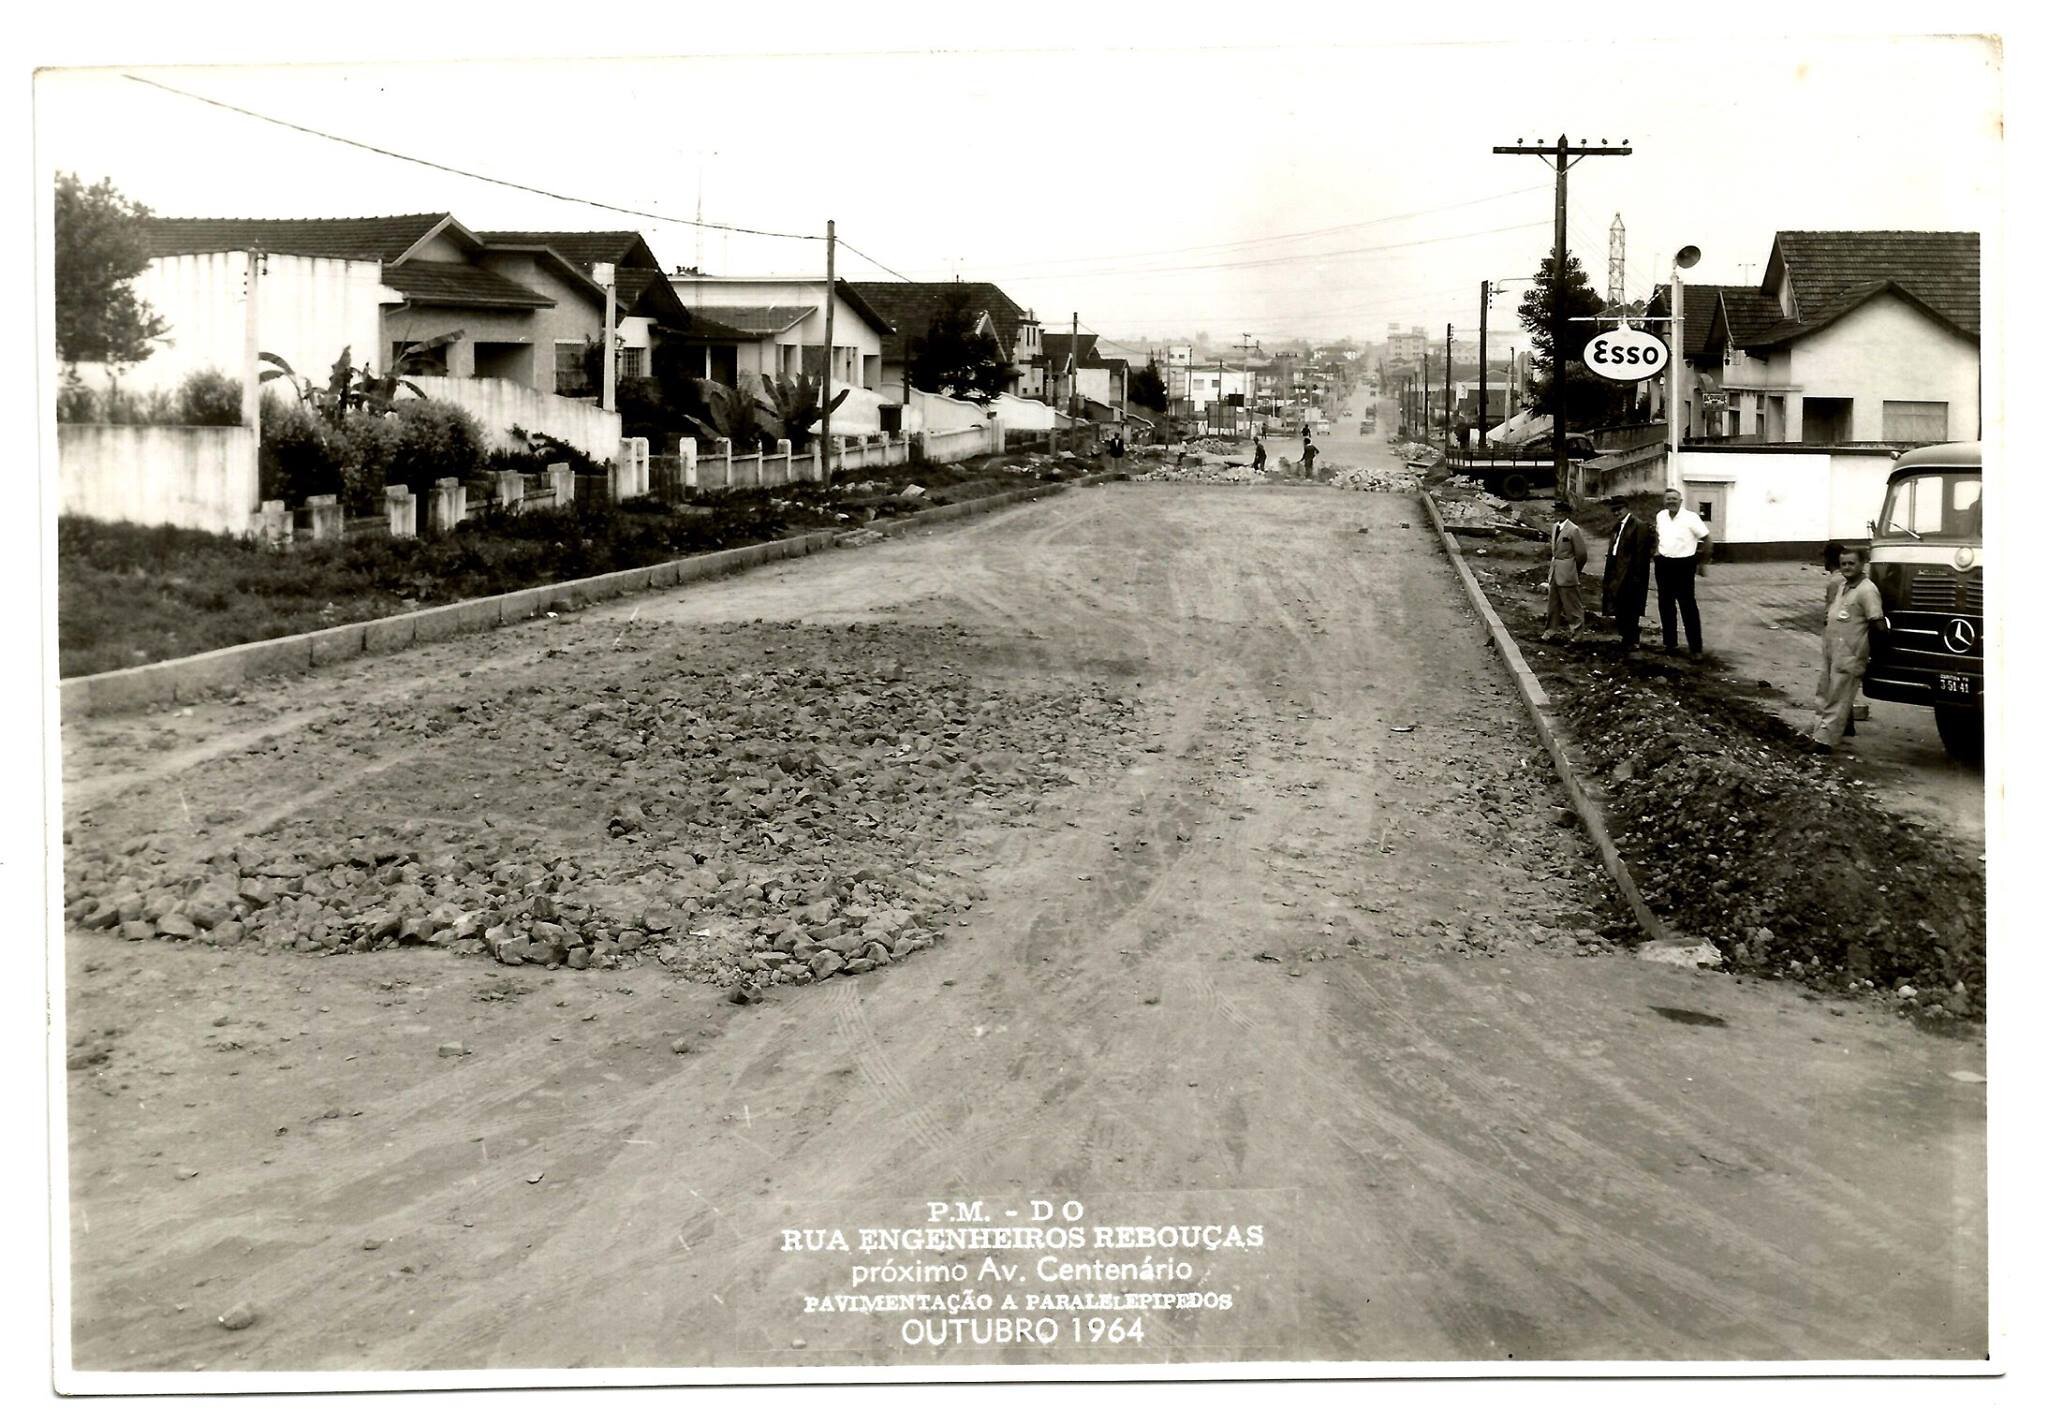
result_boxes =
[60,480,1986,1373]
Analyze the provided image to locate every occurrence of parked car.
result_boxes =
[1861,441,1984,762]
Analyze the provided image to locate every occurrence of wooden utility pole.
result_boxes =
[241,247,263,438]
[1071,312,1080,416]
[1422,352,1431,435]
[1444,323,1454,459]
[821,220,836,480]
[1492,133,1632,492]
[1478,282,1490,445]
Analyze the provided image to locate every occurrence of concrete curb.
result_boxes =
[1420,490,1679,951]
[61,476,1110,720]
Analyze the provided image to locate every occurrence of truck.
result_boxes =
[1444,436,1598,500]
[1861,441,1984,762]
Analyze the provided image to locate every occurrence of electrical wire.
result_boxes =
[122,73,824,243]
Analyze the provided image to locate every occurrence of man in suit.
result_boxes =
[1542,498,1589,642]
[1599,493,1657,655]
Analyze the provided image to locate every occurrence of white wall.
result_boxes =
[1784,293,1980,442]
[103,252,390,395]
[60,423,259,535]
[411,375,622,459]
[1674,447,1900,544]
[671,278,886,368]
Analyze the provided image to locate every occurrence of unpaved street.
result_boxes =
[61,478,1986,1370]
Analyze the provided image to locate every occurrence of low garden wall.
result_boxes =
[59,423,259,536]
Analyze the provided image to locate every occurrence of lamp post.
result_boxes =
[1666,245,1701,490]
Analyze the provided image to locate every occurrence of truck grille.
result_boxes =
[1908,574,1962,610]
[1964,574,1983,612]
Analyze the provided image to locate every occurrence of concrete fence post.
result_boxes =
[256,499,292,545]
[989,416,1007,456]
[385,484,417,539]
[551,462,575,506]
[430,477,465,533]
[306,494,344,542]
[773,438,794,487]
[616,436,649,498]
[910,430,929,466]
[831,436,849,481]
[681,439,699,489]
[495,469,525,514]
[714,437,734,492]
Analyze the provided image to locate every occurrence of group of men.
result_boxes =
[1542,488,1881,753]
[1249,428,1318,477]
[1542,487,1709,657]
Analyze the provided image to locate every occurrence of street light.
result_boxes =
[1667,245,1701,489]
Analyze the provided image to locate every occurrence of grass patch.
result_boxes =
[60,456,1088,678]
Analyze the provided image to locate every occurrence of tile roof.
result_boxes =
[141,214,452,262]
[1041,332,1105,368]
[686,305,810,335]
[381,262,556,308]
[477,230,657,268]
[1648,283,1771,358]
[845,281,1033,363]
[1719,287,1784,346]
[1772,230,1979,336]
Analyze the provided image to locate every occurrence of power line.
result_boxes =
[904,186,1552,279]
[836,238,918,282]
[122,73,824,243]
[978,220,1551,284]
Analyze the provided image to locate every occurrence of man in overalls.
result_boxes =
[1542,497,1589,642]
[1813,544,1883,751]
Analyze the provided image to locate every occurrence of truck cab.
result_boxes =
[1861,441,1984,761]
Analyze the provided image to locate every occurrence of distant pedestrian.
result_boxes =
[1652,486,1711,657]
[1252,435,1267,472]
[1300,440,1319,478]
[1542,498,1589,641]
[1813,545,1882,752]
[1600,493,1656,654]
[1107,431,1125,468]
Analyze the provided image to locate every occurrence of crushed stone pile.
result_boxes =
[64,621,1142,992]
[1328,465,1423,494]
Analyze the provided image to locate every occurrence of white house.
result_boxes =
[1647,230,1980,555]
[666,276,892,392]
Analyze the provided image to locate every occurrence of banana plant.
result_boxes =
[259,334,459,424]
[757,372,850,451]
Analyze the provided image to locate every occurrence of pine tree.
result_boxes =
[54,173,169,368]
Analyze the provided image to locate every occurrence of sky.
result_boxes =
[31,28,2005,356]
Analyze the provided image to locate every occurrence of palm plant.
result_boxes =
[682,375,772,451]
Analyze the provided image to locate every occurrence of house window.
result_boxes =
[554,341,592,395]
[1882,400,1949,444]
[619,347,646,380]
[393,341,448,376]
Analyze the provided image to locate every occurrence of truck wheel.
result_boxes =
[1500,472,1530,500]
[1934,706,1983,765]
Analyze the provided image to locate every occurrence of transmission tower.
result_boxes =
[1608,212,1626,311]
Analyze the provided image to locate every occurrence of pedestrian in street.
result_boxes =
[1600,493,1657,654]
[1300,439,1319,478]
[1652,487,1711,658]
[1252,435,1267,473]
[1107,431,1125,469]
[1812,544,1883,752]
[1542,497,1589,641]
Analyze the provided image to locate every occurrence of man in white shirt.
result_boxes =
[1652,487,1711,657]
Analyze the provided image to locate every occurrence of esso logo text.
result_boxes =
[1583,328,1670,382]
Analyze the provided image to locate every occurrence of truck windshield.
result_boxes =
[1877,471,1982,542]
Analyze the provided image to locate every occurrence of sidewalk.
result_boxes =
[1664,559,1985,850]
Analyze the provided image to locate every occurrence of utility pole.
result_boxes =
[821,219,836,480]
[1422,351,1431,436]
[1492,133,1632,494]
[1478,282,1491,446]
[595,260,618,413]
[1071,312,1080,417]
[1444,323,1453,459]
[241,246,264,440]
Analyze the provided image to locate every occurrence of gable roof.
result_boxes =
[1768,230,1979,336]
[1745,278,1978,349]
[688,305,811,335]
[477,230,660,269]
[844,281,1033,362]
[1646,282,1772,359]
[380,261,556,309]
[1041,332,1104,370]
[141,213,457,262]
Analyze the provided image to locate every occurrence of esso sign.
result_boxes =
[1584,327,1670,382]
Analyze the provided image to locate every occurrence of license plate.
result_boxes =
[1937,673,1975,697]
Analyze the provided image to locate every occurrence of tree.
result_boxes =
[1128,360,1169,414]
[757,373,849,451]
[53,173,169,368]
[1515,250,1629,428]
[907,290,1007,402]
